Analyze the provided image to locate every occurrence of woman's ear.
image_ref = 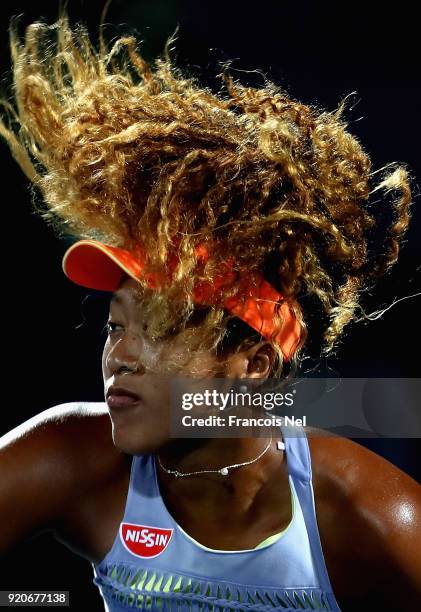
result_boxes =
[245,341,276,379]
[221,340,276,379]
[229,340,276,378]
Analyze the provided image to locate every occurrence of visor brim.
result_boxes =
[62,240,143,291]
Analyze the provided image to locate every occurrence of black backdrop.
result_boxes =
[0,1,420,609]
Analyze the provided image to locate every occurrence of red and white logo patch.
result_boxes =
[120,522,173,558]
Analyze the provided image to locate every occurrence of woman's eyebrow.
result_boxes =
[110,293,124,306]
[110,290,141,307]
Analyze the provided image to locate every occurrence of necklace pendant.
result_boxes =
[220,467,229,476]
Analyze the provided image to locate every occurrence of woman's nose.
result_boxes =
[105,331,146,376]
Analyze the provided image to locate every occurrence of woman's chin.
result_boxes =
[110,422,170,456]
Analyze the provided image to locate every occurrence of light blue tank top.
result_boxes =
[92,424,342,610]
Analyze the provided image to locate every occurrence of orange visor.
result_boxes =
[62,239,301,361]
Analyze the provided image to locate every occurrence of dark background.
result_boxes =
[0,1,419,609]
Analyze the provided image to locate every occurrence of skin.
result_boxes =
[0,275,420,611]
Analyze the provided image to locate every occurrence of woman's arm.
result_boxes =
[345,442,421,608]
[0,403,98,554]
[309,431,421,609]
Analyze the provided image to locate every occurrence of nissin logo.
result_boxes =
[120,523,173,558]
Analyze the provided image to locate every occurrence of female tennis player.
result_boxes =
[0,14,420,611]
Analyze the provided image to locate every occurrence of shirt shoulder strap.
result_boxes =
[280,424,341,611]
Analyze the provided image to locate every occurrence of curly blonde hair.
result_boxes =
[0,13,413,377]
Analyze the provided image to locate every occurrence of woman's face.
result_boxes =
[102,276,275,455]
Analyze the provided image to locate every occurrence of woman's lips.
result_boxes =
[107,394,143,410]
[106,386,142,410]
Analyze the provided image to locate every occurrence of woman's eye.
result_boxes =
[105,321,124,334]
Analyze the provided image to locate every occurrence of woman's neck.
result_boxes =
[155,433,287,514]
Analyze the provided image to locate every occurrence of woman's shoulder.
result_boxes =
[47,402,132,562]
[1,401,127,477]
[304,425,419,492]
[37,400,131,494]
[0,402,131,558]
[304,425,420,524]
[303,426,421,607]
[2,400,131,496]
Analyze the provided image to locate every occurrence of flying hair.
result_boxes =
[0,11,414,377]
